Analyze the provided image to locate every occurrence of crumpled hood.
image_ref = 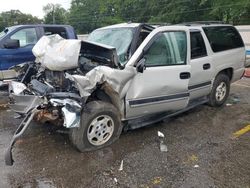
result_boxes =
[80,40,119,68]
[66,65,137,98]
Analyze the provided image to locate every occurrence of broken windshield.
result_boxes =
[87,28,133,64]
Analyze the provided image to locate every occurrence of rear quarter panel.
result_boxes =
[210,47,245,83]
[202,26,245,83]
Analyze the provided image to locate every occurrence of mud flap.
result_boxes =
[5,108,38,166]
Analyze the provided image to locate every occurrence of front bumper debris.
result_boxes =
[9,94,43,114]
[5,107,39,166]
[50,98,81,128]
[6,89,82,165]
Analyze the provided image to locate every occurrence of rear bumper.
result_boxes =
[232,67,245,82]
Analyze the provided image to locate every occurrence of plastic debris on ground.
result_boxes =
[228,96,241,104]
[158,131,165,138]
[232,97,240,103]
[194,164,200,168]
[158,131,168,152]
[160,142,168,152]
[118,160,123,171]
[114,178,118,183]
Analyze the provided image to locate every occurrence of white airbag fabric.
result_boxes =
[32,34,81,71]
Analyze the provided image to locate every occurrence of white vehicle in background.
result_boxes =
[236,25,250,67]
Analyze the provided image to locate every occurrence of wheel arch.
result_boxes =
[69,100,123,152]
[216,67,233,81]
[88,82,124,118]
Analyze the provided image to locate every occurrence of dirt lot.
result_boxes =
[0,78,250,188]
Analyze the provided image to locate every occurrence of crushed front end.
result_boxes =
[5,34,136,166]
[5,67,84,165]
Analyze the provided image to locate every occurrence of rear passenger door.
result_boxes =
[189,30,213,100]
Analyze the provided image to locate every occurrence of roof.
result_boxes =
[8,24,73,28]
[95,23,142,30]
[175,21,232,28]
[96,22,234,32]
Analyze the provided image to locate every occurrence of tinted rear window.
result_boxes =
[191,32,207,59]
[203,26,244,52]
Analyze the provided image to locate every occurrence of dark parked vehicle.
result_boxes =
[0,24,77,74]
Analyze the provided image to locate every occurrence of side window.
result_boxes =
[144,31,187,66]
[10,28,38,47]
[203,26,244,52]
[191,32,207,59]
[44,27,68,39]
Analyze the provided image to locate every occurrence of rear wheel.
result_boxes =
[208,74,230,107]
[69,101,122,152]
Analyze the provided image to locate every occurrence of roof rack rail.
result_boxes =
[177,21,225,26]
[147,23,171,27]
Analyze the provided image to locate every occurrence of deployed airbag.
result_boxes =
[32,34,81,71]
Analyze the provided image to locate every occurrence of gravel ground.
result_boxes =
[0,78,249,188]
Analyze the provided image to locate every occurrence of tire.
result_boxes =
[208,73,230,107]
[69,101,122,152]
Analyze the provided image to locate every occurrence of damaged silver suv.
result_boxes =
[5,23,245,165]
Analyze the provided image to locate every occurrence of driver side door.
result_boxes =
[0,27,38,70]
[125,31,191,119]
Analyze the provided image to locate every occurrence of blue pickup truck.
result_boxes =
[0,24,77,71]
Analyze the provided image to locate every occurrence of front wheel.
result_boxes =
[208,74,230,107]
[69,101,122,152]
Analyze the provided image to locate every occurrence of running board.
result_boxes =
[126,97,208,130]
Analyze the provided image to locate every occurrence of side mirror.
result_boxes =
[4,39,20,49]
[136,58,146,73]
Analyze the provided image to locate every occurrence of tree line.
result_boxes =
[1,0,250,34]
[0,10,42,31]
